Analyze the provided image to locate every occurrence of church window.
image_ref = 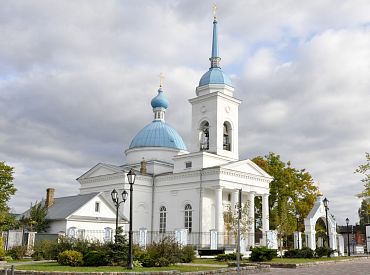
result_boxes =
[67,227,77,238]
[184,204,192,232]
[104,227,113,242]
[95,202,100,212]
[185,161,192,168]
[223,122,231,151]
[227,193,231,201]
[159,206,167,233]
[200,121,209,151]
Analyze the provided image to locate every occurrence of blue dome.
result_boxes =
[151,89,168,109]
[129,120,187,150]
[199,67,233,87]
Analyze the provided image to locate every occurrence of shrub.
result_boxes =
[57,250,83,266]
[83,250,109,266]
[250,246,277,262]
[284,247,314,258]
[32,239,59,260]
[0,238,5,260]
[7,245,27,260]
[215,252,242,262]
[180,245,195,263]
[315,247,334,258]
[136,237,181,267]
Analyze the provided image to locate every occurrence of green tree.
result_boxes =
[355,152,370,198]
[20,201,49,232]
[358,199,370,226]
[252,153,318,250]
[0,162,17,230]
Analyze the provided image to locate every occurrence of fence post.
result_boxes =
[11,265,14,275]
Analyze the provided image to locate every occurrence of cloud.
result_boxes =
[1,0,369,224]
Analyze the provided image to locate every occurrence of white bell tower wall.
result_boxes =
[189,84,241,160]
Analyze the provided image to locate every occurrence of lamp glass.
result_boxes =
[323,197,328,208]
[122,190,128,202]
[345,218,349,225]
[111,189,118,202]
[127,169,136,184]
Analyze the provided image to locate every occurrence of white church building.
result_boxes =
[77,16,273,249]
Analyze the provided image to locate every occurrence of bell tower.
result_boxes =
[189,14,240,160]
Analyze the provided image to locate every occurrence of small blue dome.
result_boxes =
[151,89,169,109]
[129,120,187,150]
[199,67,233,87]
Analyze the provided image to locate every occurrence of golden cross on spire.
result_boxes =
[213,4,217,18]
[159,72,164,87]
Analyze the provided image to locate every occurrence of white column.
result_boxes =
[248,192,255,248]
[262,194,269,245]
[294,232,302,249]
[231,189,239,209]
[215,187,224,233]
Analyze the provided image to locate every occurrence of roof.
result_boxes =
[129,120,187,150]
[46,193,100,220]
[151,88,168,109]
[199,67,233,87]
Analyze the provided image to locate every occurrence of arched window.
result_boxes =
[104,227,113,242]
[223,122,231,151]
[159,206,167,233]
[200,121,209,151]
[67,227,77,239]
[184,204,192,232]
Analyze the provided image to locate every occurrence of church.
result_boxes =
[76,15,273,249]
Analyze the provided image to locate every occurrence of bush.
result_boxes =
[315,247,334,258]
[83,250,109,266]
[7,246,27,260]
[180,245,195,263]
[32,240,59,260]
[250,246,277,262]
[215,252,242,262]
[57,250,83,266]
[284,247,314,258]
[136,237,181,267]
[0,238,5,260]
[106,227,128,266]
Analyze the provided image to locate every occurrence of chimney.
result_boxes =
[140,158,147,175]
[45,188,55,208]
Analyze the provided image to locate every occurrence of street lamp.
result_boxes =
[111,189,128,242]
[296,213,300,249]
[323,197,330,248]
[345,218,350,256]
[127,169,136,270]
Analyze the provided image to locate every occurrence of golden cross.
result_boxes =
[213,4,217,18]
[159,72,164,87]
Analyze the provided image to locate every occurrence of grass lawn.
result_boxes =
[15,262,221,273]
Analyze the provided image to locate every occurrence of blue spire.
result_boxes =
[210,17,221,68]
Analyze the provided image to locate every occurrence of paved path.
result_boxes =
[267,258,370,275]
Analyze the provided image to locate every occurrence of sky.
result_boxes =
[1,0,369,225]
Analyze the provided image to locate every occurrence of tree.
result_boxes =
[358,199,370,226]
[252,153,318,250]
[355,152,370,198]
[20,201,49,232]
[223,201,253,244]
[0,162,17,230]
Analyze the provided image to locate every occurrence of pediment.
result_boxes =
[77,163,124,180]
[221,159,273,179]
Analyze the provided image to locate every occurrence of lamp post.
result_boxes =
[323,197,330,248]
[296,213,300,249]
[127,169,136,270]
[346,218,350,256]
[111,189,128,242]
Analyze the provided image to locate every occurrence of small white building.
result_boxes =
[77,16,273,250]
[21,188,126,242]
